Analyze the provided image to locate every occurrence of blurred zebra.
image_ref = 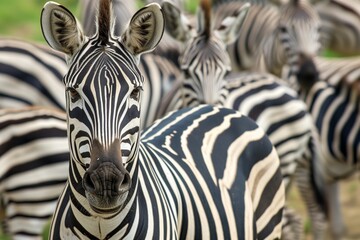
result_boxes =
[161,1,326,239]
[0,107,68,239]
[0,38,66,109]
[288,55,360,239]
[219,0,360,58]
[210,0,322,83]
[315,0,360,56]
[255,0,322,80]
[41,1,285,239]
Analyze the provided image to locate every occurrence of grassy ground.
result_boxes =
[288,175,360,239]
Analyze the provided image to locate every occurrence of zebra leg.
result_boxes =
[295,156,327,240]
[326,182,345,240]
[281,207,303,240]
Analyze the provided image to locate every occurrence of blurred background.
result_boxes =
[0,0,359,240]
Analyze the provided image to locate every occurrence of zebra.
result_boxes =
[254,0,322,81]
[284,55,360,239]
[0,107,68,239]
[160,1,327,239]
[41,0,285,238]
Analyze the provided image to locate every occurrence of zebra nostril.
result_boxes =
[119,172,131,193]
[83,172,96,193]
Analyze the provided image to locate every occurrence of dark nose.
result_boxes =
[83,162,131,197]
[296,57,319,91]
[82,139,131,197]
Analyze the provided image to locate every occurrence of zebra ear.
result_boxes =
[161,1,193,42]
[121,3,165,56]
[41,1,85,56]
[215,3,251,45]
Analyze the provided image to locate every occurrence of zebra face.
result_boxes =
[163,0,250,105]
[180,36,231,105]
[41,0,164,214]
[278,0,321,76]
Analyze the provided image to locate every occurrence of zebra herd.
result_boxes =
[0,0,360,239]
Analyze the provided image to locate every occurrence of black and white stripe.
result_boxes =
[161,1,326,239]
[287,55,360,239]
[41,1,285,239]
[0,38,66,110]
[0,37,180,128]
[315,0,360,56]
[255,0,321,79]
[0,107,68,239]
[209,0,321,80]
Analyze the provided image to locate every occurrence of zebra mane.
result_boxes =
[200,0,212,38]
[98,0,112,45]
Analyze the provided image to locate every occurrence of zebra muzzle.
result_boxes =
[82,139,132,212]
[83,162,131,197]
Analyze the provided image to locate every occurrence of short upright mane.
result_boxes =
[201,0,212,38]
[98,0,112,44]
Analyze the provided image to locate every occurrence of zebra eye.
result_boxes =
[67,87,81,102]
[279,25,287,33]
[130,86,142,101]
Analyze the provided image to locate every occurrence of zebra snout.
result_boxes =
[296,57,319,91]
[83,162,131,197]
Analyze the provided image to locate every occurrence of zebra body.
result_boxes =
[40,0,285,239]
[0,107,68,239]
[281,54,360,239]
[51,104,285,239]
[163,71,313,187]
[292,56,360,180]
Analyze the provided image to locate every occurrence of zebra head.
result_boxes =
[163,0,250,105]
[41,0,164,215]
[278,0,321,85]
